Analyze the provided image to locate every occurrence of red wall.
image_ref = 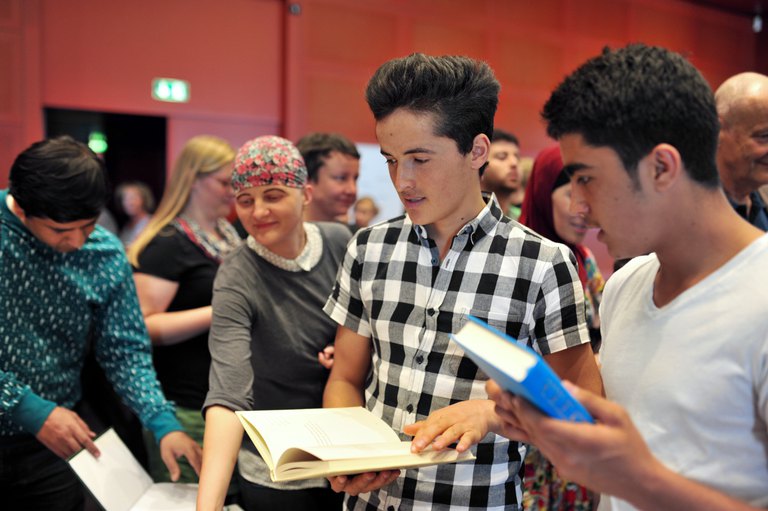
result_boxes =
[0,0,282,177]
[3,0,759,170]
[1,0,762,273]
[284,0,757,149]
[282,0,758,274]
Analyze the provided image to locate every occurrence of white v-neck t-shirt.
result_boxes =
[600,234,768,510]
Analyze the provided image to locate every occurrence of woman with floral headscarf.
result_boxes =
[197,136,350,511]
[518,145,605,511]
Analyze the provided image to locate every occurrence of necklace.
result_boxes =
[172,216,241,262]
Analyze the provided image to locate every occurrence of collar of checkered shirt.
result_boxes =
[409,192,503,247]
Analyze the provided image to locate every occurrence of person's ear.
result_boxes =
[647,143,682,192]
[8,196,27,222]
[303,184,313,207]
[470,134,491,171]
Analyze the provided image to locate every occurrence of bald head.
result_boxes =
[716,72,768,123]
[715,72,768,202]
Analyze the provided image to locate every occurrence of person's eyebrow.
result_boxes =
[380,147,436,157]
[562,163,590,177]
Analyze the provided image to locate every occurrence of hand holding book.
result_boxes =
[235,407,475,483]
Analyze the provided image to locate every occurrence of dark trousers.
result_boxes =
[0,435,84,511]
[237,472,344,511]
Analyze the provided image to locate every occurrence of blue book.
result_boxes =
[451,316,593,423]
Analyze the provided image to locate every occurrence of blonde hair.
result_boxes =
[128,135,235,267]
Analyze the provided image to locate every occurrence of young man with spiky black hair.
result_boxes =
[323,53,602,511]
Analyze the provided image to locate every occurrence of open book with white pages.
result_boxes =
[236,406,475,482]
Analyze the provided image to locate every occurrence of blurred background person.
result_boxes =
[115,181,155,248]
[128,135,241,485]
[197,136,349,511]
[481,128,524,219]
[351,195,379,231]
[715,72,768,230]
[296,132,360,224]
[517,145,605,510]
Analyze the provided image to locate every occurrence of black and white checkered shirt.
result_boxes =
[324,197,590,511]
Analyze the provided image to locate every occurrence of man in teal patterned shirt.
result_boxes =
[0,136,201,510]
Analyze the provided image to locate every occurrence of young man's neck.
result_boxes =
[652,189,763,307]
[425,193,487,262]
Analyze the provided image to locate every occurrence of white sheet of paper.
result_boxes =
[67,428,198,511]
[130,483,197,511]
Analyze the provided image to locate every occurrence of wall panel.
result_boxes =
[284,0,762,276]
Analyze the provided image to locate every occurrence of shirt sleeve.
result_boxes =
[323,230,371,338]
[203,252,257,413]
[93,257,181,442]
[1,382,57,434]
[531,244,591,356]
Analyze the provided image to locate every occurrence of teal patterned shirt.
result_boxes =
[0,190,181,440]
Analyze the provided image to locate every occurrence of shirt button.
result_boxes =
[415,355,424,364]
[406,404,413,413]
[388,507,396,511]
[427,308,436,316]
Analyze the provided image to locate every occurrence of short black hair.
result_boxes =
[543,44,720,188]
[491,129,519,147]
[9,136,109,221]
[365,53,500,160]
[295,132,360,182]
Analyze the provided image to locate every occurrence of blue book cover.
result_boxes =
[450,316,593,423]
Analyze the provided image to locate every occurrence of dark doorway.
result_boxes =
[44,108,167,228]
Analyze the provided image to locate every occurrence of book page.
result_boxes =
[236,407,401,468]
[68,428,152,511]
[276,443,476,481]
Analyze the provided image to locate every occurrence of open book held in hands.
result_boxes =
[451,316,594,423]
[235,407,475,482]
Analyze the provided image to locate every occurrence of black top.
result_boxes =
[135,226,219,410]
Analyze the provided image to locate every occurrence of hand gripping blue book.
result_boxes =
[451,316,594,423]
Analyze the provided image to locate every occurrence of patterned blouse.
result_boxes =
[0,190,180,440]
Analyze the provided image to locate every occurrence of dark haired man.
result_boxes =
[322,53,602,510]
[0,136,202,510]
[489,44,768,510]
[715,72,768,230]
[296,132,360,223]
[480,129,524,219]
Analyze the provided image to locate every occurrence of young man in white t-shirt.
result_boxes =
[488,44,768,511]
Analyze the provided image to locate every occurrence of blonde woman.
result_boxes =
[128,135,241,483]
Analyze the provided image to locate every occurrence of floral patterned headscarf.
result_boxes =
[231,136,307,192]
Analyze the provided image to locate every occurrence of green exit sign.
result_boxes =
[152,78,190,103]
